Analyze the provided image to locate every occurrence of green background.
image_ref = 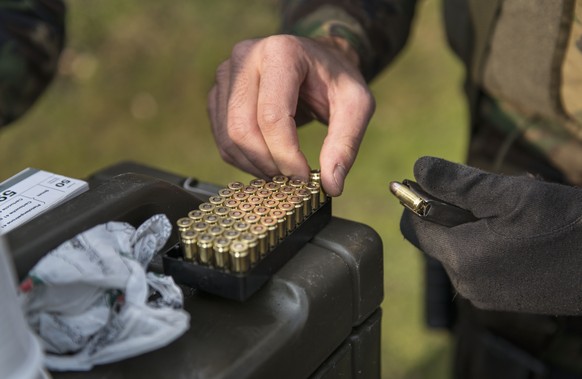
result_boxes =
[0,1,468,377]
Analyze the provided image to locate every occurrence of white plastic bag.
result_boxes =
[20,214,190,371]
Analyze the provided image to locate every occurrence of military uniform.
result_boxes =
[282,0,582,377]
[0,0,66,127]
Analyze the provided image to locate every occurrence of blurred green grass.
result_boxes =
[0,1,468,378]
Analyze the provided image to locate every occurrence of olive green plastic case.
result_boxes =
[6,161,384,379]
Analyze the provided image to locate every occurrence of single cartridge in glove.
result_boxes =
[389,180,477,227]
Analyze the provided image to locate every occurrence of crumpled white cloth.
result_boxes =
[19,214,190,371]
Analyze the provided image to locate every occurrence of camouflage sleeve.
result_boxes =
[280,0,417,81]
[0,0,66,127]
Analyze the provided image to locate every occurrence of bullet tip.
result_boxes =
[389,181,402,195]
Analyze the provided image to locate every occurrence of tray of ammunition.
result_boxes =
[162,171,332,301]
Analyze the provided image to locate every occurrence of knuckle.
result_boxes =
[348,84,375,114]
[259,35,303,69]
[261,35,301,54]
[361,88,376,114]
[231,40,256,61]
[227,116,251,141]
[258,103,287,129]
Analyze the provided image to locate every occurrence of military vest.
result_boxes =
[445,0,582,185]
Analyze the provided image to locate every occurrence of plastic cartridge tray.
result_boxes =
[163,196,331,302]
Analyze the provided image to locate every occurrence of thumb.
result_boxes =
[412,156,514,218]
[319,89,374,196]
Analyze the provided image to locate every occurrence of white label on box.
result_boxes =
[0,168,88,234]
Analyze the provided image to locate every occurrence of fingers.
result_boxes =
[256,36,310,180]
[412,156,503,217]
[412,156,545,219]
[319,83,375,196]
[225,40,281,178]
[212,37,309,179]
[208,60,265,178]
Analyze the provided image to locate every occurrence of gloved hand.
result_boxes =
[400,156,582,315]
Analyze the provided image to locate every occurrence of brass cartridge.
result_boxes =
[264,182,280,192]
[223,229,241,242]
[288,178,306,189]
[187,210,204,222]
[242,185,258,195]
[278,202,296,232]
[224,199,241,210]
[209,195,225,206]
[243,213,261,225]
[279,185,295,196]
[305,182,321,210]
[208,225,224,238]
[202,213,219,225]
[176,217,194,233]
[180,229,198,261]
[260,217,278,249]
[309,169,321,184]
[295,188,312,217]
[233,221,250,234]
[272,175,289,185]
[388,181,427,215]
[250,224,268,257]
[232,192,249,202]
[253,205,270,218]
[192,221,209,233]
[228,210,245,222]
[263,198,279,210]
[239,232,259,264]
[238,202,255,213]
[227,181,244,193]
[309,169,326,203]
[288,195,304,224]
[256,188,272,199]
[218,217,235,230]
[250,178,266,188]
[214,206,230,219]
[248,195,263,206]
[269,209,287,240]
[199,202,215,214]
[218,188,234,199]
[230,241,250,273]
[197,232,214,265]
[213,236,231,269]
[272,192,287,203]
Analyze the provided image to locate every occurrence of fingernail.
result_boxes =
[333,164,347,195]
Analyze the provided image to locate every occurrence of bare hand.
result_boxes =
[207,35,375,196]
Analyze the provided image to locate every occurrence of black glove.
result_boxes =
[400,156,582,315]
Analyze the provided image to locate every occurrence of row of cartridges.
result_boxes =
[175,170,327,274]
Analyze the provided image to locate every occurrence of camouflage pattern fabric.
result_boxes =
[280,0,417,81]
[478,1,582,186]
[478,96,582,186]
[0,0,66,127]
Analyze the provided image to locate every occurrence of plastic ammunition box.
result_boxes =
[6,162,383,379]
